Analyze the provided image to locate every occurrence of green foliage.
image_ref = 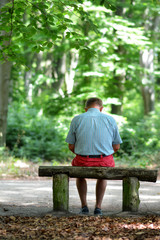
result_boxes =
[6,100,160,168]
[6,103,72,162]
[1,0,160,167]
[0,0,97,63]
[117,105,160,167]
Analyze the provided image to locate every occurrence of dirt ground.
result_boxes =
[0,178,160,217]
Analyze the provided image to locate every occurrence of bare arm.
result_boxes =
[113,144,120,153]
[68,144,75,153]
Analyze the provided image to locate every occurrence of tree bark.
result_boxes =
[81,20,92,86]
[52,38,66,94]
[111,1,126,115]
[111,46,125,115]
[0,62,11,146]
[65,51,79,94]
[140,49,155,115]
[39,166,158,182]
[157,51,160,100]
[0,0,12,146]
[140,10,160,115]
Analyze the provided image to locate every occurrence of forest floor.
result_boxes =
[0,160,160,239]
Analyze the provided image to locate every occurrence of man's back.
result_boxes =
[66,108,122,155]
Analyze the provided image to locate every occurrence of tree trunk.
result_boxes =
[111,46,125,115]
[0,0,12,146]
[140,49,155,115]
[52,51,66,93]
[157,51,160,100]
[111,103,122,115]
[139,10,160,115]
[111,1,125,115]
[0,62,11,146]
[65,51,79,94]
[82,20,92,86]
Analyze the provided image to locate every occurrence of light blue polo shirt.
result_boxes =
[66,108,122,156]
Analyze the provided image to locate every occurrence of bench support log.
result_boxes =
[53,174,69,211]
[123,177,140,212]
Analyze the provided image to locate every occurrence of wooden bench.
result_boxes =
[38,166,158,212]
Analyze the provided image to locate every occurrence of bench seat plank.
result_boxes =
[39,166,158,182]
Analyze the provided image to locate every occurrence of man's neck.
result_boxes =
[85,106,103,112]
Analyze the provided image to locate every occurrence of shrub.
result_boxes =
[6,103,71,162]
[120,112,160,154]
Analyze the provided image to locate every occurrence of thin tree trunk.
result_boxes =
[82,20,92,86]
[0,0,12,146]
[157,51,160,100]
[52,52,66,92]
[0,62,11,146]
[65,51,79,94]
[140,49,155,115]
[111,0,125,115]
[111,64,125,115]
[139,10,159,115]
[154,16,160,101]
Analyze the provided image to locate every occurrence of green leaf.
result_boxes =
[39,46,44,51]
[47,42,53,48]
[15,8,25,15]
[32,46,38,51]
[100,0,105,5]
[103,0,116,11]
[64,18,73,23]
[66,32,70,39]
[42,42,48,46]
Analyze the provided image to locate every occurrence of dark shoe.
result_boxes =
[94,207,102,216]
[79,206,89,215]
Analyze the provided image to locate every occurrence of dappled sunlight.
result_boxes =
[83,71,104,77]
[107,185,122,190]
[0,214,159,239]
[116,222,160,231]
[0,162,5,167]
[14,160,29,168]
[0,179,160,216]
[141,200,160,204]
[140,195,160,200]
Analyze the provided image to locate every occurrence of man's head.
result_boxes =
[85,97,103,112]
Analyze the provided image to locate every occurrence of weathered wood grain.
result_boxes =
[39,166,158,182]
[53,174,69,211]
[123,177,140,212]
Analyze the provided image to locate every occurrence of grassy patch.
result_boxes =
[0,147,70,179]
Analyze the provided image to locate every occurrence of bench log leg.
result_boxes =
[123,177,140,212]
[53,174,69,211]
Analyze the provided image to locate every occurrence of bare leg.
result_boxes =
[76,178,87,207]
[95,179,107,209]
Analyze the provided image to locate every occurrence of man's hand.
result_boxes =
[113,144,120,153]
[68,144,75,153]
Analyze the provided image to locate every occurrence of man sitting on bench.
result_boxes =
[66,97,122,215]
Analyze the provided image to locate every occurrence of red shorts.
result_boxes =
[72,154,115,167]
